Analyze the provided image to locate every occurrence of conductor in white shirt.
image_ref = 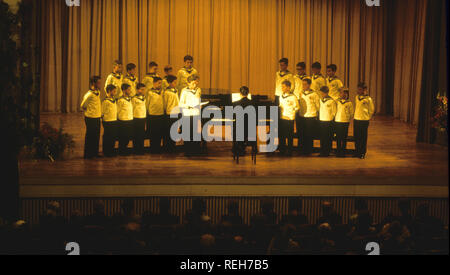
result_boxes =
[179,75,202,156]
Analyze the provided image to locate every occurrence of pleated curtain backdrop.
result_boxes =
[36,0,427,126]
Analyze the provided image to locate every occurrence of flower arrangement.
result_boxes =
[31,123,75,161]
[431,93,448,133]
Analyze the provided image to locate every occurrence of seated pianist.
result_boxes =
[232,86,255,156]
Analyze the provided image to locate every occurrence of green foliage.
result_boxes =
[1,1,23,156]
[431,93,448,133]
[1,0,40,157]
[31,123,75,161]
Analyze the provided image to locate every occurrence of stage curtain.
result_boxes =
[36,0,428,126]
[39,0,65,112]
[390,0,427,125]
[417,0,448,143]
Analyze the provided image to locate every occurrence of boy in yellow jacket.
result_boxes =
[104,60,123,99]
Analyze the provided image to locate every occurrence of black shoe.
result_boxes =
[360,154,366,159]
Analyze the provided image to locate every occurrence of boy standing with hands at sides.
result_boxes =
[326,64,344,101]
[163,75,180,153]
[146,77,165,154]
[123,63,139,97]
[318,86,337,157]
[81,76,102,159]
[311,62,326,98]
[102,84,118,157]
[179,75,202,156]
[117,83,134,156]
[104,60,123,99]
[275,58,295,106]
[335,89,354,158]
[293,62,309,148]
[143,62,160,92]
[279,81,300,156]
[354,82,375,159]
[299,78,320,156]
[176,55,198,94]
[132,83,147,155]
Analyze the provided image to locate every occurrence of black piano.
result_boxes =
[201,93,276,119]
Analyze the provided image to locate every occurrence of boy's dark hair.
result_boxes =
[126,63,136,72]
[327,64,337,72]
[166,75,177,84]
[90,76,101,86]
[106,84,116,93]
[136,83,146,90]
[240,86,249,97]
[113,60,122,66]
[358,82,368,89]
[296,62,306,69]
[342,89,350,98]
[303,78,312,85]
[184,55,194,62]
[187,74,200,83]
[164,65,173,73]
[121,83,131,91]
[279,58,289,65]
[153,76,163,82]
[149,61,158,68]
[282,80,292,88]
[320,86,329,93]
[312,62,322,69]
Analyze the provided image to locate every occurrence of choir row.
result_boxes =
[80,56,375,159]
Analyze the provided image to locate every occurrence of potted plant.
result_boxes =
[431,92,448,146]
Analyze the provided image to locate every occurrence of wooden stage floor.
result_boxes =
[19,113,449,198]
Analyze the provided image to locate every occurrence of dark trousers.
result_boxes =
[118,120,133,156]
[184,115,201,155]
[133,118,146,155]
[354,120,370,156]
[84,117,101,159]
[102,121,117,157]
[274,96,280,106]
[279,119,294,154]
[302,117,317,155]
[164,116,179,153]
[147,115,165,153]
[319,121,333,156]
[275,96,280,135]
[335,122,350,157]
[296,114,305,150]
